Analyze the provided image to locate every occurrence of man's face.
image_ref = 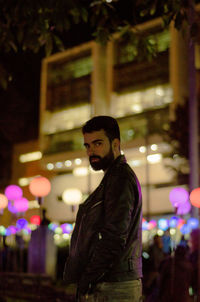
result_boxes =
[83,129,115,171]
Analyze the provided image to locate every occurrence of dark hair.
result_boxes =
[82,116,120,142]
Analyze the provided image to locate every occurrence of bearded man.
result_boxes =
[63,116,143,302]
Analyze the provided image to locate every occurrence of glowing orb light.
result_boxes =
[5,185,23,200]
[180,223,190,235]
[5,228,12,236]
[30,215,41,225]
[16,218,28,229]
[158,218,168,231]
[169,187,189,208]
[177,218,186,229]
[190,187,200,208]
[7,225,17,235]
[169,216,179,228]
[29,176,51,197]
[177,201,191,215]
[14,197,29,212]
[187,217,199,229]
[8,201,18,214]
[148,220,157,230]
[62,188,82,205]
[48,222,59,231]
[142,220,149,231]
[0,226,6,235]
[0,194,8,210]
[60,223,73,234]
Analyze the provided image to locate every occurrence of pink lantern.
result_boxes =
[169,187,189,208]
[5,185,23,200]
[190,188,200,208]
[0,194,8,210]
[177,200,191,215]
[14,197,29,212]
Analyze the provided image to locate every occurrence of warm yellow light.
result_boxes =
[73,167,89,176]
[65,160,72,167]
[129,160,142,167]
[18,178,30,186]
[170,228,176,235]
[55,162,63,168]
[157,230,164,236]
[47,163,54,170]
[139,146,146,153]
[147,153,162,164]
[62,188,82,205]
[74,158,82,165]
[150,144,158,151]
[19,151,42,163]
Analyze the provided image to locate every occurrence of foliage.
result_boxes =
[1,0,200,55]
[0,0,199,89]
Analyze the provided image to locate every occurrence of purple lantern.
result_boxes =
[16,218,28,229]
[5,185,23,201]
[177,201,191,215]
[7,225,17,235]
[14,197,29,212]
[8,201,18,214]
[169,187,189,208]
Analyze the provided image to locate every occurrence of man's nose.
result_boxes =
[87,146,94,156]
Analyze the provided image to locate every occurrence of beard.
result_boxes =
[89,147,115,171]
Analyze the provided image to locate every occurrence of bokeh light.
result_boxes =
[16,218,28,229]
[169,187,189,208]
[30,215,41,225]
[5,185,23,200]
[177,201,191,215]
[14,197,29,212]
[190,187,200,208]
[0,194,8,210]
[158,218,168,231]
[62,188,82,205]
[29,176,51,197]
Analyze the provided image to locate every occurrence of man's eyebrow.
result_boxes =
[84,139,103,147]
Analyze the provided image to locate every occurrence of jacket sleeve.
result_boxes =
[78,167,138,294]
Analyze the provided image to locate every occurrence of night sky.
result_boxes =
[0,50,42,187]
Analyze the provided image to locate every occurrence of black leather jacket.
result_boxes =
[64,155,143,288]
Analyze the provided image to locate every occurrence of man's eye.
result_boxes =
[95,142,101,146]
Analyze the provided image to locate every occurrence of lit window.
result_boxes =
[19,151,42,163]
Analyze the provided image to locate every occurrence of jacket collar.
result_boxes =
[104,154,126,175]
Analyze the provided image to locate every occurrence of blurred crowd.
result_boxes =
[142,229,200,302]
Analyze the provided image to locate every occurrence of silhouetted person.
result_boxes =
[158,245,192,302]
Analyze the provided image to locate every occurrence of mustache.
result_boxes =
[89,155,101,161]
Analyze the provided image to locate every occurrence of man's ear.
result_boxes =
[112,138,120,153]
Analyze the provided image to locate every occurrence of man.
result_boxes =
[64,116,143,302]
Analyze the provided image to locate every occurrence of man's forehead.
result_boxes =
[83,129,107,142]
